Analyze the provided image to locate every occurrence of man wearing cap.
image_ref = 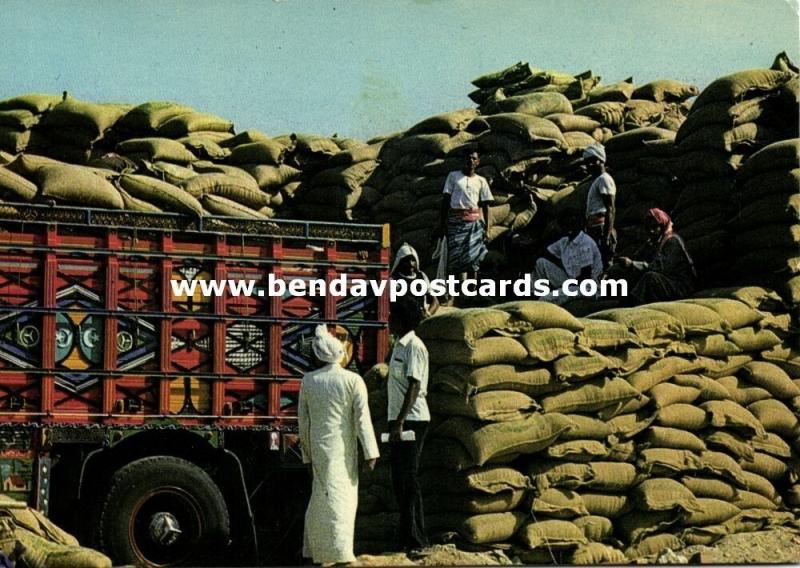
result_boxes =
[299,325,379,566]
[583,143,617,266]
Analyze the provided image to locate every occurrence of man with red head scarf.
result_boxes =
[616,208,697,304]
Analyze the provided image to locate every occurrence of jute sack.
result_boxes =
[156,112,232,137]
[722,509,795,534]
[118,187,162,213]
[530,462,637,492]
[676,96,771,142]
[738,170,800,203]
[431,465,531,495]
[141,160,197,185]
[37,164,124,209]
[655,404,708,431]
[689,334,742,358]
[681,524,728,546]
[0,93,62,114]
[637,448,702,477]
[116,101,194,132]
[117,137,197,163]
[552,351,615,382]
[616,510,682,544]
[628,357,705,392]
[531,488,589,519]
[0,109,39,129]
[200,194,269,219]
[179,135,229,160]
[634,80,699,102]
[420,437,479,472]
[607,410,657,438]
[459,511,527,544]
[605,126,676,152]
[751,432,792,459]
[119,174,204,216]
[544,440,609,462]
[740,451,789,481]
[589,307,683,344]
[572,516,614,542]
[560,415,613,440]
[624,533,682,559]
[180,173,270,209]
[495,301,584,330]
[482,113,566,146]
[681,498,740,526]
[747,399,799,436]
[680,298,763,329]
[425,337,528,366]
[731,490,778,511]
[517,519,588,550]
[737,138,800,180]
[431,364,559,397]
[697,355,752,379]
[701,400,766,438]
[434,413,575,466]
[604,347,664,377]
[633,478,700,513]
[0,128,30,153]
[704,430,754,461]
[495,92,573,116]
[739,362,800,400]
[697,450,749,487]
[406,108,478,135]
[649,382,701,408]
[680,476,739,500]
[417,308,511,345]
[540,377,641,414]
[427,391,539,422]
[579,492,632,519]
[519,328,578,362]
[648,301,728,334]
[642,426,706,453]
[574,102,626,128]
[426,489,525,514]
[595,393,651,421]
[570,543,626,565]
[228,141,285,166]
[716,376,771,405]
[543,113,601,133]
[692,68,794,108]
[0,167,37,201]
[192,161,256,183]
[241,164,301,190]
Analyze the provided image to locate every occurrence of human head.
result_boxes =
[465,151,480,174]
[558,208,583,239]
[311,324,345,366]
[645,208,672,242]
[389,296,425,337]
[391,243,420,277]
[582,144,606,175]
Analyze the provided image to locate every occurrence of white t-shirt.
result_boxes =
[585,172,617,217]
[387,330,430,422]
[546,231,603,280]
[443,171,493,209]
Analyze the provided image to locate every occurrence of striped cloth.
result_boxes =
[446,216,487,274]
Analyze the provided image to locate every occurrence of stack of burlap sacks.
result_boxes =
[357,289,799,562]
[668,56,799,284]
[0,96,360,220]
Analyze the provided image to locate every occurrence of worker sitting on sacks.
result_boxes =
[616,208,697,304]
[391,243,439,317]
[534,207,603,305]
[582,143,617,267]
[435,151,494,289]
[299,325,379,566]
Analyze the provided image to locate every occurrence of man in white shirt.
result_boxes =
[535,208,603,305]
[436,151,494,284]
[583,144,617,267]
[387,297,430,554]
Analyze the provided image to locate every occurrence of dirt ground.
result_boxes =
[354,526,800,566]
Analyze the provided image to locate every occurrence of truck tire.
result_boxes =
[98,456,230,567]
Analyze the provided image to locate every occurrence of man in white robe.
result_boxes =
[299,325,380,565]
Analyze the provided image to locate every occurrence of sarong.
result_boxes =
[446,213,487,274]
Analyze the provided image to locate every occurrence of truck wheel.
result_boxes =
[98,456,230,567]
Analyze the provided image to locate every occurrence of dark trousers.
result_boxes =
[388,420,429,550]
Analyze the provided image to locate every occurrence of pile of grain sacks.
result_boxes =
[357,289,799,561]
[669,59,798,284]
[0,93,62,154]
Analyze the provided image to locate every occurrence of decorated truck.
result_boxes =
[0,203,390,566]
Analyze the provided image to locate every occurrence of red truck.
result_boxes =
[0,203,390,566]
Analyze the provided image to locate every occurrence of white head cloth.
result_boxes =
[582,143,607,163]
[312,324,345,364]
[391,242,420,276]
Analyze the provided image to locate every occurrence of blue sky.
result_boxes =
[2,0,798,139]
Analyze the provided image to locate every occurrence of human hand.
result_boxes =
[617,256,632,268]
[389,422,403,443]
[365,458,378,471]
